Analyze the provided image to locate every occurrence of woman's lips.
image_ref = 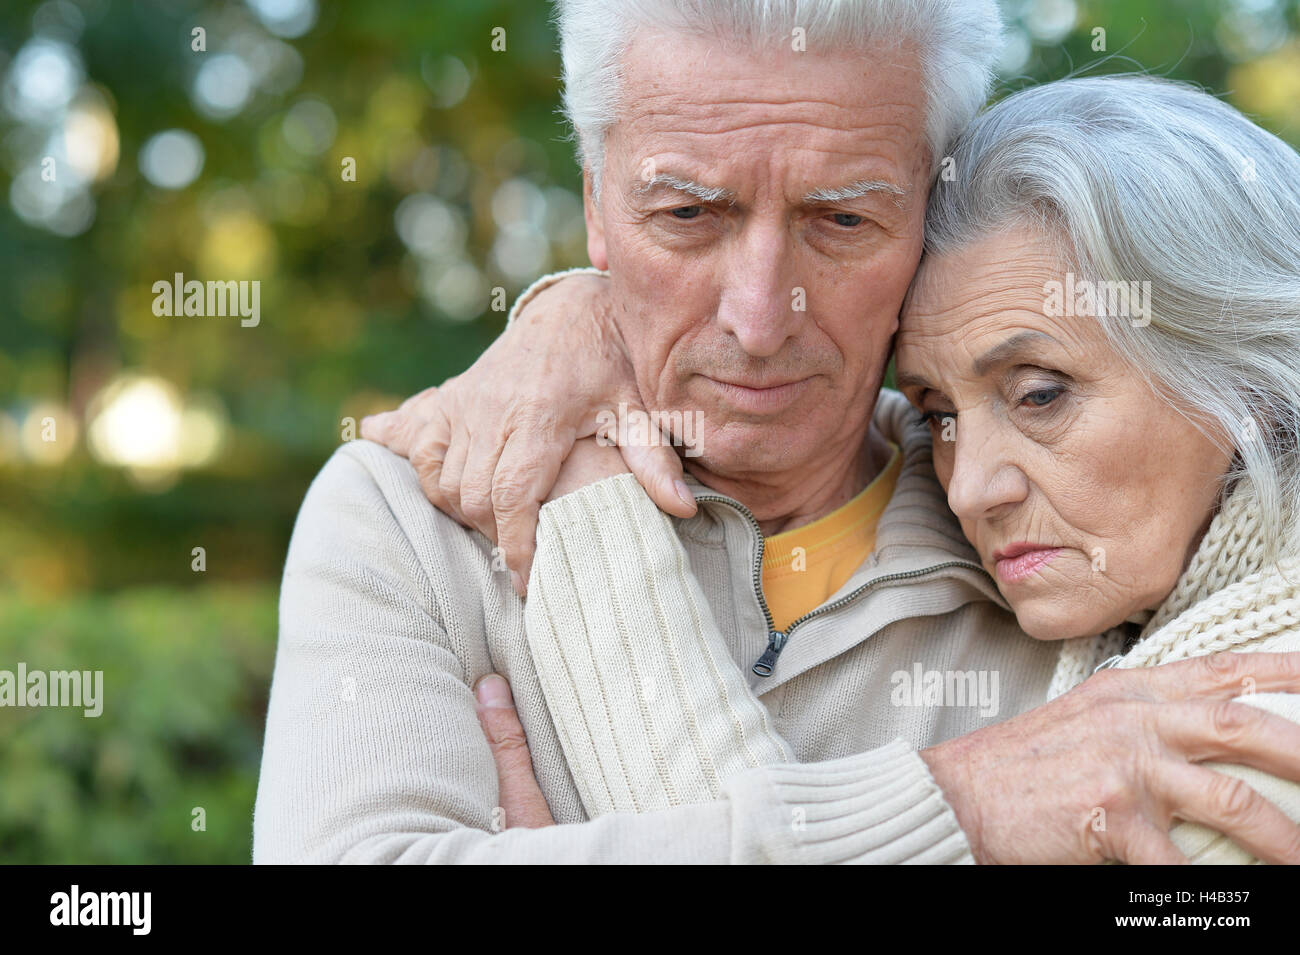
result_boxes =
[702,376,809,414]
[993,545,1063,583]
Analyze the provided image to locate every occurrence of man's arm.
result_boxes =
[252,442,971,863]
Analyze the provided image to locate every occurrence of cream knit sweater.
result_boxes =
[254,390,1068,863]
[524,474,1300,863]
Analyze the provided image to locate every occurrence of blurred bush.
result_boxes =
[0,584,274,863]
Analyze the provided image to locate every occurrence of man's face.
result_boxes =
[585,30,930,480]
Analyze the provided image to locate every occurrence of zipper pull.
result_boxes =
[752,630,785,677]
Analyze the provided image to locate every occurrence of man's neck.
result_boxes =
[686,423,894,537]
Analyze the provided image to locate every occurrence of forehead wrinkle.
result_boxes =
[622,90,925,142]
[971,330,1064,377]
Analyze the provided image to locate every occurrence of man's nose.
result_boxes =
[944,417,1030,522]
[714,221,800,358]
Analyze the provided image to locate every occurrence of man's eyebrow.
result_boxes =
[636,174,735,204]
[802,179,907,205]
[972,330,1063,376]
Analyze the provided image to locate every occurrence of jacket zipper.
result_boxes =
[691,492,984,677]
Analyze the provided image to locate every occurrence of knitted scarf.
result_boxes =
[1047,480,1300,699]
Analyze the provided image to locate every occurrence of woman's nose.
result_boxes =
[943,422,1030,522]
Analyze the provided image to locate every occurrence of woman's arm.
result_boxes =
[361,270,695,587]
[525,468,795,817]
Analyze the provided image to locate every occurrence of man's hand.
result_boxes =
[474,674,555,830]
[921,651,1300,864]
[361,273,696,593]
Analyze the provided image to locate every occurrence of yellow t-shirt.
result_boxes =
[760,444,902,633]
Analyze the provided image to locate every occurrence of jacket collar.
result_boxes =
[675,388,1011,691]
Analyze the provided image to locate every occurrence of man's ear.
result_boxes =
[583,168,609,271]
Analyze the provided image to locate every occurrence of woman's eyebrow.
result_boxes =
[972,330,1063,376]
[894,369,932,391]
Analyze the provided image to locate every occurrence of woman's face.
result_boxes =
[895,226,1233,640]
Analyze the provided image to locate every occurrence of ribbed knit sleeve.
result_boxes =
[525,473,794,815]
[722,741,976,864]
[525,473,975,863]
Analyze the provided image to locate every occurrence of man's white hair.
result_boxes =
[554,0,1005,199]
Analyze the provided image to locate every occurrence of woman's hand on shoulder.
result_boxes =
[360,272,695,593]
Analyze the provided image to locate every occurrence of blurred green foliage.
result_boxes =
[1,0,1298,863]
[0,585,274,863]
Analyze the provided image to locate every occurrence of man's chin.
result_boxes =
[684,421,825,478]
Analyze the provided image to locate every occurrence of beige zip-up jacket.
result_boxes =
[253,383,1069,863]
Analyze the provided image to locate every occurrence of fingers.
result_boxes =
[360,385,441,455]
[1159,763,1300,864]
[1159,697,1300,783]
[473,674,555,829]
[406,413,456,515]
[493,430,570,589]
[458,428,507,548]
[619,440,696,519]
[433,420,472,527]
[1103,821,1189,865]
[1141,650,1300,701]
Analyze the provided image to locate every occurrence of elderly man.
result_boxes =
[253,0,1300,863]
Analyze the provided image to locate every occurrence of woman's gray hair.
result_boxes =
[554,0,1004,198]
[924,75,1300,563]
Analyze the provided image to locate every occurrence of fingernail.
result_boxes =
[475,674,514,708]
[674,480,696,511]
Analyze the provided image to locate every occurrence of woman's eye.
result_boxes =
[1021,387,1062,408]
[830,213,864,227]
[671,206,703,220]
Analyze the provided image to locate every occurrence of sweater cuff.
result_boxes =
[724,739,976,864]
[506,267,609,325]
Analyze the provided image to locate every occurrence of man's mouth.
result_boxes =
[991,542,1063,583]
[701,375,810,414]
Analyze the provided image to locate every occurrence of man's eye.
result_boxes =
[671,206,703,219]
[830,213,864,227]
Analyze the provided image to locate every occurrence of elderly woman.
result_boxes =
[381,76,1300,861]
[895,75,1300,698]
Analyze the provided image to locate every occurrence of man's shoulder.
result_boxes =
[308,438,424,509]
[291,440,496,585]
